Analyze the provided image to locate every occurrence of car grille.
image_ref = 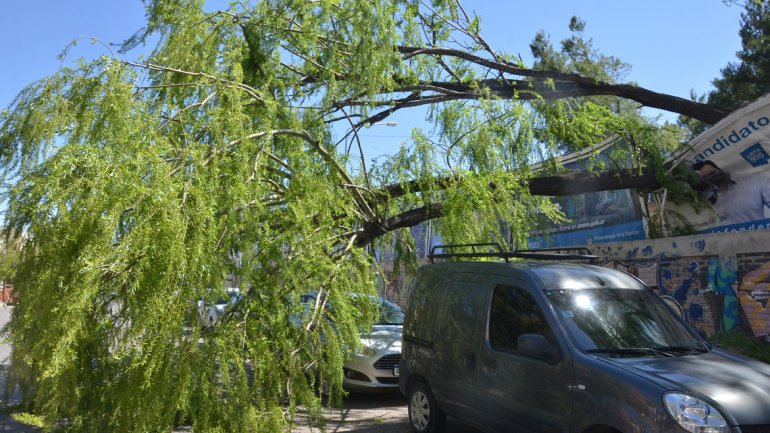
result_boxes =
[739,426,770,433]
[375,377,399,384]
[373,354,400,370]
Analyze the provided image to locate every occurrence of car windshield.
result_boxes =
[545,288,706,356]
[299,293,403,326]
[377,298,404,325]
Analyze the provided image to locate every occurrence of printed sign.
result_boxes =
[666,94,770,234]
[528,137,646,248]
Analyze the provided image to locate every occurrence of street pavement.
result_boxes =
[0,307,477,433]
[291,392,477,433]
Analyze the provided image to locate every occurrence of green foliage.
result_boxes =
[709,0,770,110]
[0,1,681,432]
[683,0,770,136]
[0,233,22,283]
[529,16,645,154]
[712,329,770,364]
[532,16,630,83]
[11,412,45,428]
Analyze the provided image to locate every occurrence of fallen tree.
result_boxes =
[0,1,731,432]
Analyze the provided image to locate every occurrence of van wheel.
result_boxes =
[408,382,446,433]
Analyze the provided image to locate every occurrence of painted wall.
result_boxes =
[589,229,770,338]
[382,223,770,339]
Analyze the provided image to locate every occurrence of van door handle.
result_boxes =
[464,352,475,370]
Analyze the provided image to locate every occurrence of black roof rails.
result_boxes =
[428,243,597,263]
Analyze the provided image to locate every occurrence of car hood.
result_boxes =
[602,348,770,425]
[360,325,402,353]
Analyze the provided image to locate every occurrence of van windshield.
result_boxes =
[545,288,707,356]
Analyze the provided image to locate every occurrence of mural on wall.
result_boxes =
[595,234,770,338]
[735,257,770,337]
[611,256,730,336]
[657,256,732,336]
[708,256,741,331]
[596,238,743,337]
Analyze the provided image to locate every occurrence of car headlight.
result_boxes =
[664,392,729,433]
[354,345,377,357]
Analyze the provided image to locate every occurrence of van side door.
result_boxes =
[430,279,488,423]
[475,283,573,433]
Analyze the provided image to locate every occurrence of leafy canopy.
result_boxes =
[710,0,770,110]
[680,0,770,136]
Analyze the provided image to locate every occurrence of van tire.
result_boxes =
[408,382,446,433]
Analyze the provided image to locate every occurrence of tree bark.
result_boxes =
[376,167,659,201]
[396,46,730,124]
[357,168,661,247]
[355,203,444,247]
[527,168,659,196]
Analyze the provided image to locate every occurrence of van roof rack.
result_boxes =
[428,243,597,263]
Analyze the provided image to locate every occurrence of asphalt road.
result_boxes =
[0,307,477,433]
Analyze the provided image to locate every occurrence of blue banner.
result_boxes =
[527,137,647,248]
[528,220,646,249]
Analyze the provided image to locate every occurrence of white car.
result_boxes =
[198,288,242,326]
[301,292,404,391]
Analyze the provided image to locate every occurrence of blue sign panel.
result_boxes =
[527,138,647,248]
[528,219,646,249]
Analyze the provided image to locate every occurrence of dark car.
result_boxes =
[399,246,770,433]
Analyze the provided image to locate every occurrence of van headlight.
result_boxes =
[664,392,729,433]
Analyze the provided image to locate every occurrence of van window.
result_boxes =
[404,270,449,343]
[437,281,487,349]
[489,286,551,353]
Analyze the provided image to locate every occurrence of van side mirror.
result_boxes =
[518,333,558,363]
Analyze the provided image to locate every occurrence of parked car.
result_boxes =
[399,244,770,433]
[301,292,404,391]
[198,288,242,326]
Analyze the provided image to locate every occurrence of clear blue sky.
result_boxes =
[0,1,746,157]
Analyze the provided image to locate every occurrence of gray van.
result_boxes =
[398,245,770,433]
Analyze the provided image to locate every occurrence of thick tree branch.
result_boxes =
[397,46,731,123]
[527,168,659,196]
[331,76,729,130]
[375,167,659,202]
[282,45,728,127]
[352,168,661,248]
[354,203,444,247]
